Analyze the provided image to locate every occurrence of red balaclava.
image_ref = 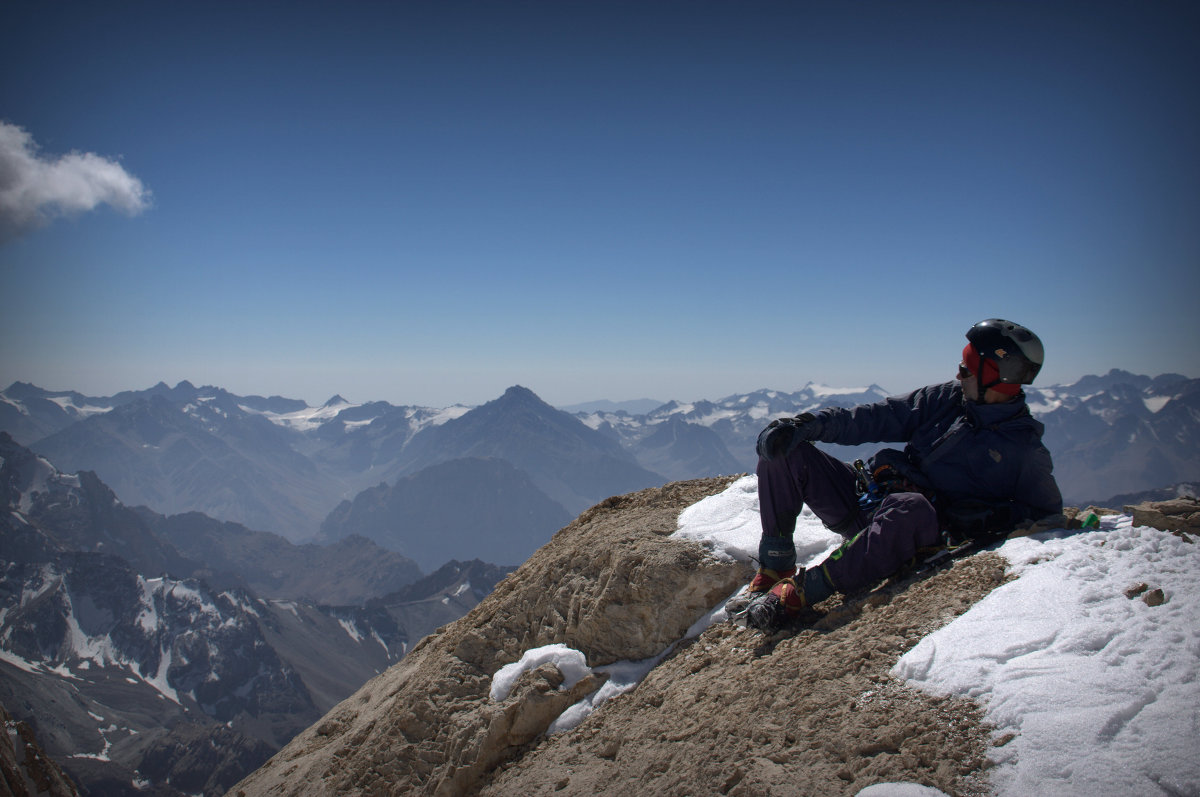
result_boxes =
[963,343,1022,397]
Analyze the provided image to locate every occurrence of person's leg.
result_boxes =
[815,492,941,594]
[755,442,870,573]
[745,492,940,630]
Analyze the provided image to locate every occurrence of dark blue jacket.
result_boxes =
[811,381,1062,529]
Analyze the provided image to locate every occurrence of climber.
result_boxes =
[730,319,1063,631]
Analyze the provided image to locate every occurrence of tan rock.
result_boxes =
[232,476,749,797]
[1126,498,1200,534]
[1143,588,1168,607]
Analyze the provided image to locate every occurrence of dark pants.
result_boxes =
[756,443,939,594]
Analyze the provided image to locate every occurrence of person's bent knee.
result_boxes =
[878,492,939,543]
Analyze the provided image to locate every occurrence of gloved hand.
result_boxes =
[871,464,921,496]
[756,412,820,460]
[942,499,1014,541]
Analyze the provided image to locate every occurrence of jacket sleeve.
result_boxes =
[810,382,960,447]
[1013,443,1063,522]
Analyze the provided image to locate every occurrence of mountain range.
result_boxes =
[576,372,1200,505]
[5,371,1197,565]
[0,433,512,796]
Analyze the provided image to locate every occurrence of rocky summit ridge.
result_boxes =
[231,476,1045,797]
[232,478,1198,797]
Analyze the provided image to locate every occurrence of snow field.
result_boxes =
[894,516,1200,797]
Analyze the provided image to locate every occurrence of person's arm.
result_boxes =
[757,382,958,461]
[813,382,959,446]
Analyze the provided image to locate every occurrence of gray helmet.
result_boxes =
[966,319,1044,385]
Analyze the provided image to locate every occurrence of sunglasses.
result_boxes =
[958,363,973,380]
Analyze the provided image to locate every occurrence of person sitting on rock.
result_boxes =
[731,318,1063,631]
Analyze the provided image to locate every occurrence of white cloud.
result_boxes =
[0,121,151,244]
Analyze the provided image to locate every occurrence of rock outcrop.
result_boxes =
[232,476,746,796]
[1126,497,1200,535]
[0,700,78,797]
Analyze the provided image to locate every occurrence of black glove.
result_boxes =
[942,500,1014,542]
[756,413,820,461]
[871,464,921,496]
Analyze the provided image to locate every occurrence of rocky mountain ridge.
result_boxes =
[144,512,423,606]
[0,700,78,797]
[2,382,669,553]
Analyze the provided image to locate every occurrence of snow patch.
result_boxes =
[893,519,1200,796]
[490,644,591,702]
[672,475,841,568]
[0,648,44,675]
[138,656,178,702]
[136,577,160,633]
[244,400,366,432]
[46,394,110,418]
[17,455,57,513]
[417,405,472,427]
[338,618,364,643]
[272,600,301,619]
[808,383,873,396]
[371,630,391,656]
[1142,395,1172,413]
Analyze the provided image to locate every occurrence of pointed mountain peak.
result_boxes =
[500,385,540,402]
[487,385,562,415]
[484,385,554,411]
[323,394,350,408]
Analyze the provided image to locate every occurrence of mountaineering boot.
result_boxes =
[744,566,837,631]
[726,567,796,617]
[747,566,796,595]
[744,576,809,631]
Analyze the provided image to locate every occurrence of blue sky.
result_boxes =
[2,1,1197,408]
